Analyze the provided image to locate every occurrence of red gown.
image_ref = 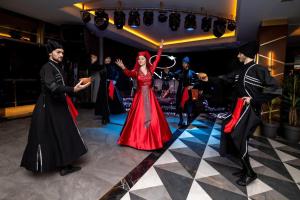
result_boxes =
[118,48,172,150]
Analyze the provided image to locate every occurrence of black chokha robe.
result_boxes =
[21,60,87,172]
[215,61,280,157]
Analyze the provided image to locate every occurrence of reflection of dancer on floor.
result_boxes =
[115,40,172,150]
[21,40,90,176]
[198,41,280,186]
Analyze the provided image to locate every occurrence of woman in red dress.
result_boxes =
[115,40,172,150]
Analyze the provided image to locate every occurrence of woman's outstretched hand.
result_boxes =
[160,39,164,48]
[115,59,125,70]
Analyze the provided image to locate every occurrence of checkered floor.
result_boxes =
[120,114,300,200]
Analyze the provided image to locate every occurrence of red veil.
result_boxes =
[133,51,152,71]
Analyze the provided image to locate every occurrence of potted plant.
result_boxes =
[283,70,300,143]
[261,97,281,138]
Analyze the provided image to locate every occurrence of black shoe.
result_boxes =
[236,173,257,186]
[60,165,81,176]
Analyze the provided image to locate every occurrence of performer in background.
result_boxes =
[92,54,110,125]
[21,40,90,176]
[199,41,280,186]
[161,67,173,98]
[115,40,172,150]
[105,56,125,114]
[88,53,101,103]
[174,57,198,126]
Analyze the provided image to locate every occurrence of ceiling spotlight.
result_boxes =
[114,10,125,29]
[227,20,236,31]
[201,17,212,32]
[128,10,140,28]
[81,10,91,24]
[213,18,227,38]
[169,12,181,31]
[143,11,154,26]
[94,10,109,30]
[158,11,168,23]
[184,14,196,31]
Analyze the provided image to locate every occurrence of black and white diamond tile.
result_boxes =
[284,163,300,183]
[169,149,201,177]
[154,165,194,200]
[130,185,172,200]
[246,178,273,197]
[285,159,300,171]
[130,166,164,191]
[154,150,178,165]
[194,159,220,179]
[275,149,298,163]
[121,115,300,200]
[186,180,212,200]
[196,178,248,200]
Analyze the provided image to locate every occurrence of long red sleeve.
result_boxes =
[123,68,138,78]
[150,48,162,74]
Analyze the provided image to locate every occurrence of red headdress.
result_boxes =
[133,51,152,71]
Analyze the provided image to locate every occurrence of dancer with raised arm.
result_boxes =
[115,40,172,150]
[198,41,280,186]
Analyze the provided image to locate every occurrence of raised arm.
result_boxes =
[150,40,164,74]
[198,70,237,85]
[115,59,138,78]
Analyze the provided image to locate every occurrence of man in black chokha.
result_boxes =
[199,41,280,186]
[21,40,91,176]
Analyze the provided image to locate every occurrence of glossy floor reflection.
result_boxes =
[2,110,300,200]
[120,115,300,200]
[0,109,179,200]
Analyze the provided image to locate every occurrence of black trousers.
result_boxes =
[220,117,256,177]
[179,100,193,119]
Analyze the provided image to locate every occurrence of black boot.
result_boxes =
[236,154,257,186]
[232,168,246,177]
[60,165,81,176]
[236,170,257,186]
